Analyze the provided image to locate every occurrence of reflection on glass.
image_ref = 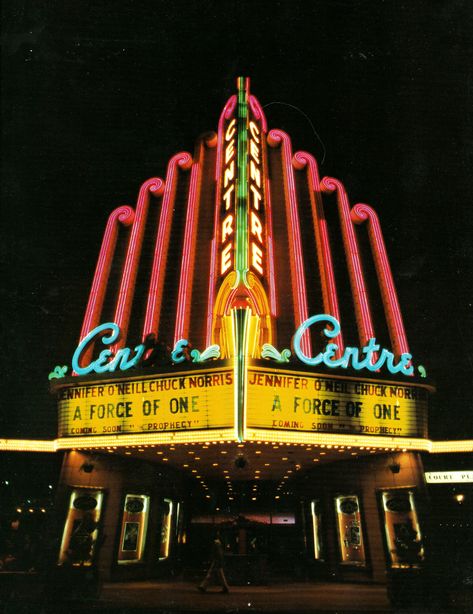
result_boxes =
[335,495,366,566]
[310,499,324,560]
[381,490,424,568]
[117,494,150,565]
[159,498,174,560]
[58,489,104,566]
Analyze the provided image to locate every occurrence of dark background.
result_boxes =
[2,0,472,440]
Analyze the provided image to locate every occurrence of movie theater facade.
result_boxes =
[33,79,468,583]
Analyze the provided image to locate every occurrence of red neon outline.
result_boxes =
[253,99,277,317]
[76,205,135,370]
[351,203,410,356]
[249,95,268,133]
[321,177,375,348]
[265,174,277,317]
[142,152,192,340]
[175,134,217,344]
[268,129,311,356]
[206,95,237,346]
[174,161,200,343]
[112,178,164,351]
[293,151,344,357]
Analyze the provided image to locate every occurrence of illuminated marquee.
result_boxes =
[57,368,233,437]
[247,367,429,438]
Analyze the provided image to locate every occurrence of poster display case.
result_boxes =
[58,488,104,566]
[117,494,150,565]
[335,495,366,566]
[380,489,424,568]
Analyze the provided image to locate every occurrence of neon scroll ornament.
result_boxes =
[293,314,414,377]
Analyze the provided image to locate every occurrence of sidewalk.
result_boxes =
[3,577,471,613]
[97,580,391,612]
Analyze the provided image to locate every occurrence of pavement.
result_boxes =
[98,580,392,612]
[2,577,472,613]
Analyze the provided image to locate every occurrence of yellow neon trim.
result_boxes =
[430,440,473,453]
[0,439,56,452]
[1,436,472,454]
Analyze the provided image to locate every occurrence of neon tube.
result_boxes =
[351,203,410,357]
[321,177,375,349]
[268,129,311,357]
[174,161,200,344]
[235,77,249,275]
[143,152,192,340]
[249,95,268,133]
[257,104,277,317]
[206,95,237,347]
[174,132,218,343]
[112,178,164,351]
[293,151,344,357]
[265,178,277,317]
[76,205,134,370]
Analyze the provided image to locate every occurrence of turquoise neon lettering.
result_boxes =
[171,339,189,363]
[293,314,414,377]
[72,322,146,375]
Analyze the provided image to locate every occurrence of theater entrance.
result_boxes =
[186,489,305,584]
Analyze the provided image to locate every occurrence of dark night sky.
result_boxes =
[1,0,472,440]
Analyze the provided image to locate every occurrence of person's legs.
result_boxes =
[216,567,230,592]
[198,562,214,591]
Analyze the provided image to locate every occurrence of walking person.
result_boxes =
[197,531,230,593]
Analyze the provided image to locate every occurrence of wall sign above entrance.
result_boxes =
[66,322,220,377]
[293,314,414,377]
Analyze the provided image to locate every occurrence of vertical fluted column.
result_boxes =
[112,177,164,351]
[321,177,376,348]
[174,133,217,344]
[351,203,410,356]
[143,152,192,341]
[268,129,311,356]
[76,205,135,370]
[293,151,344,357]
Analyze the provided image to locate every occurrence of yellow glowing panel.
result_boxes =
[0,439,56,452]
[245,428,430,449]
[430,440,473,453]
[247,367,428,438]
[57,368,233,437]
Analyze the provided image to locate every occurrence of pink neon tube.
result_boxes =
[265,175,278,317]
[206,95,237,346]
[76,205,135,370]
[351,203,410,356]
[293,151,344,357]
[249,95,268,133]
[174,161,200,344]
[255,101,277,317]
[142,152,192,340]
[112,177,164,351]
[268,129,311,357]
[321,177,375,348]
